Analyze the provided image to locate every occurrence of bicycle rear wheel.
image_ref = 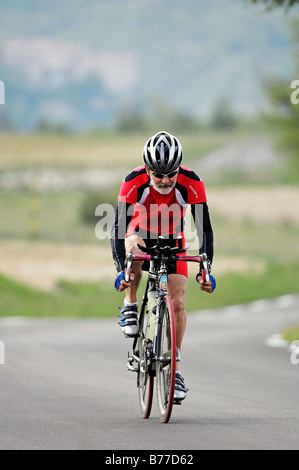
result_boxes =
[156,295,176,423]
[137,301,154,419]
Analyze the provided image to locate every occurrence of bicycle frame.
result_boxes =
[126,248,209,366]
[128,258,167,369]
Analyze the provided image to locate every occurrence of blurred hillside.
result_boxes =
[0,0,296,130]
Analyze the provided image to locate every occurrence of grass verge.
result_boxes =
[281,326,299,343]
[1,260,299,318]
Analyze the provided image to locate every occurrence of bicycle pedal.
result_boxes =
[173,399,183,405]
[124,333,139,339]
[127,362,138,372]
[127,354,138,372]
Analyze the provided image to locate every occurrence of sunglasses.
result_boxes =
[152,169,179,179]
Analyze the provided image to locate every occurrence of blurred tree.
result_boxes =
[35,119,72,135]
[249,0,299,9]
[0,109,14,132]
[116,106,149,132]
[80,187,119,225]
[116,99,201,133]
[263,18,299,179]
[264,77,299,179]
[210,98,238,129]
[148,98,200,133]
[170,111,201,132]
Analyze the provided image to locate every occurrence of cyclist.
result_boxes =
[111,131,216,403]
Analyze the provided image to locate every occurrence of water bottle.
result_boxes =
[159,274,168,292]
[147,289,157,341]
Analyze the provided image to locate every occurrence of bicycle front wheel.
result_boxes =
[156,295,176,423]
[137,302,154,419]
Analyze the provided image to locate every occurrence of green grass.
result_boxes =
[211,215,299,263]
[281,326,299,343]
[185,260,299,311]
[1,260,299,318]
[0,190,106,243]
[0,275,120,318]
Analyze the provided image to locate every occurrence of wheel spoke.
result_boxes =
[137,301,154,419]
[156,296,176,423]
[157,350,171,366]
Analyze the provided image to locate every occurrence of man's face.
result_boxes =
[145,167,178,195]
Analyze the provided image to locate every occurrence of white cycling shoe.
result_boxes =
[118,304,139,338]
[174,372,189,403]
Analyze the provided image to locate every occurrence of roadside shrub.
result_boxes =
[80,187,119,225]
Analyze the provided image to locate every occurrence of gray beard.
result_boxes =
[149,176,175,195]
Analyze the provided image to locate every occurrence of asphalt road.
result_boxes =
[0,296,299,450]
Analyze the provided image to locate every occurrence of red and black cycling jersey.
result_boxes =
[111,165,214,274]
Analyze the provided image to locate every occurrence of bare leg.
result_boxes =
[124,235,146,303]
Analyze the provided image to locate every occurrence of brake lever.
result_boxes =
[125,252,134,282]
[201,253,210,282]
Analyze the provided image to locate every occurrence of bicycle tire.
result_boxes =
[156,295,176,423]
[137,299,154,419]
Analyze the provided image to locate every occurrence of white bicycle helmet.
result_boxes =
[143,131,183,174]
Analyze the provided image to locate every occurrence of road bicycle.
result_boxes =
[125,236,210,423]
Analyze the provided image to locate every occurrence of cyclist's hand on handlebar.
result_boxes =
[196,274,216,294]
[114,271,135,292]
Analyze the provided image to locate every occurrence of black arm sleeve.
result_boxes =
[110,202,133,273]
[191,202,214,265]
